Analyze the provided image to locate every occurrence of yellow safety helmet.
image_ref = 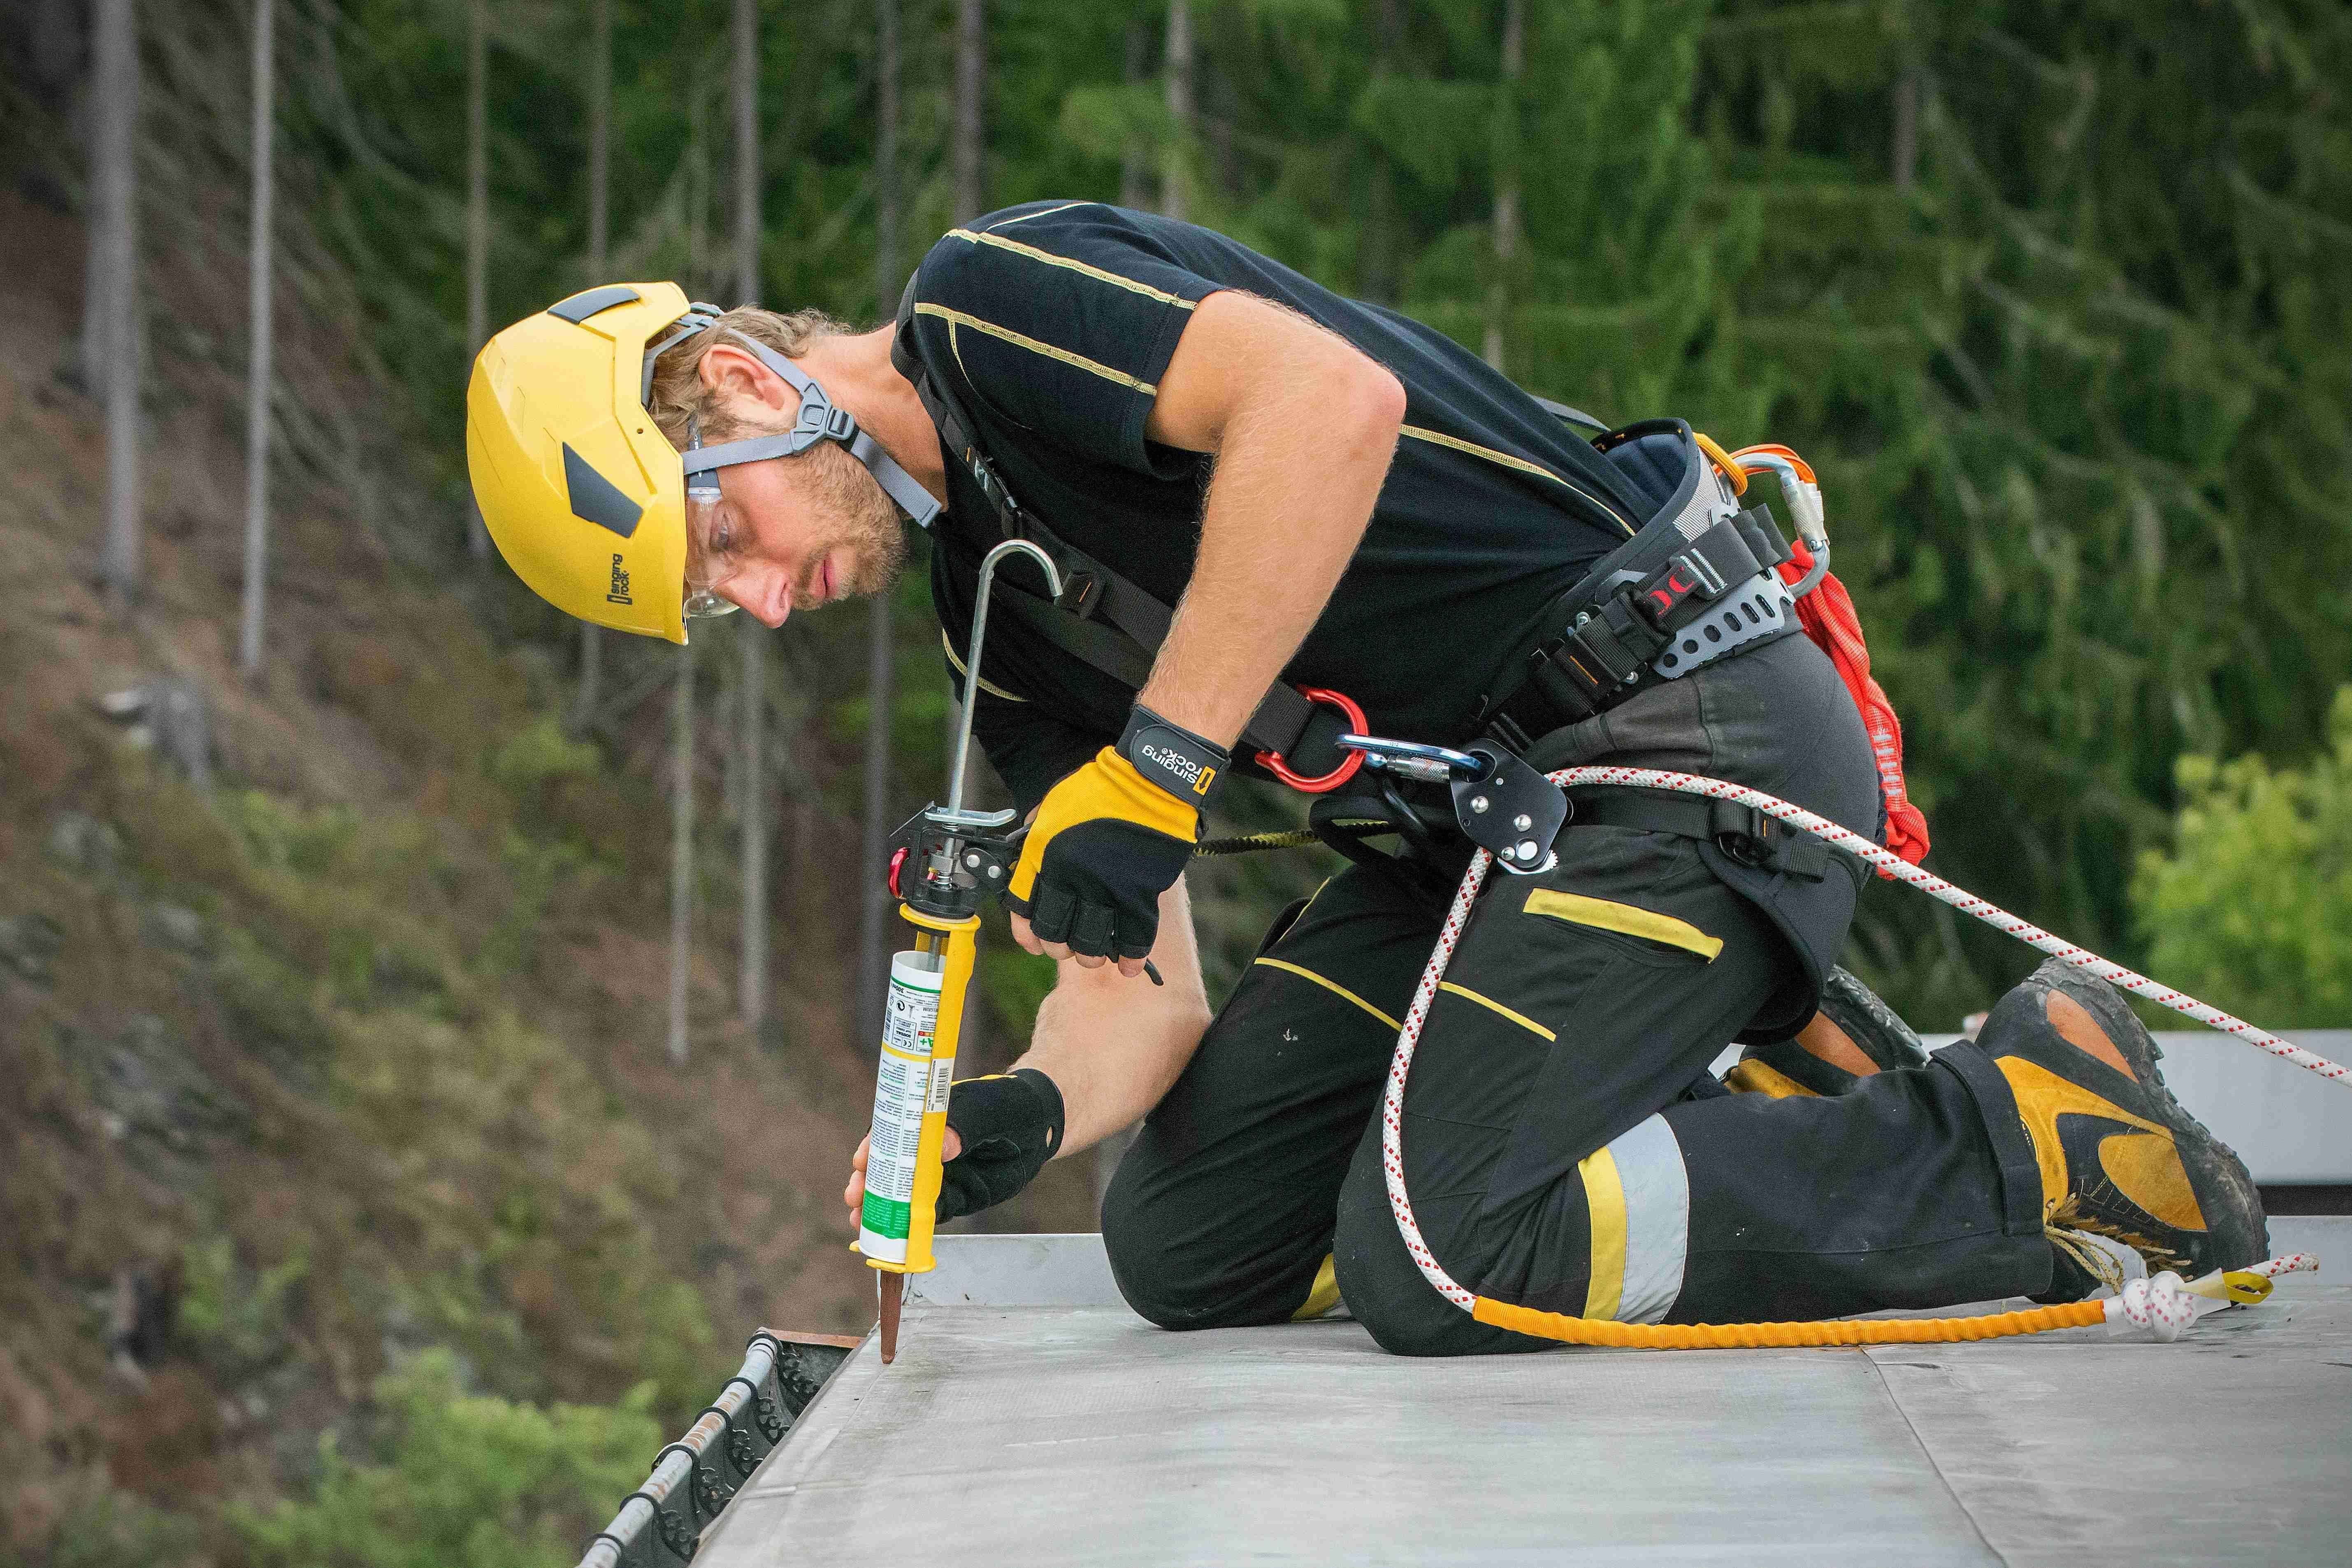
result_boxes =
[466,281,940,643]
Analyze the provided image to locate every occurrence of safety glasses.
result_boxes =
[681,417,743,620]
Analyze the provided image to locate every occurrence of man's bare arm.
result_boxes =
[1136,289,1407,747]
[841,876,1210,1213]
[1006,290,1404,972]
[1012,874,1212,1153]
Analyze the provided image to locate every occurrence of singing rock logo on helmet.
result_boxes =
[606,553,634,606]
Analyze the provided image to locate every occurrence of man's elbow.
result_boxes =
[1333,360,1407,455]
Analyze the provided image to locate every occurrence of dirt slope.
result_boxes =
[0,176,1087,1556]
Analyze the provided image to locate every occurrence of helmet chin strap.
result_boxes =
[671,325,943,530]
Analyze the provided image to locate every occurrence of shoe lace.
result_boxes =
[2046,1196,2193,1278]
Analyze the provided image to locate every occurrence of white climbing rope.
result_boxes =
[1378,765,2339,1338]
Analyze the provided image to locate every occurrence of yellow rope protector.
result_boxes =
[1468,1295,2107,1348]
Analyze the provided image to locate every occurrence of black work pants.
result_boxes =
[1101,637,2051,1354]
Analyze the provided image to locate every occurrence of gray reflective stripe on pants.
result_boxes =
[1575,1113,1690,1324]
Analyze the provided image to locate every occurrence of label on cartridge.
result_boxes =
[857,951,944,1264]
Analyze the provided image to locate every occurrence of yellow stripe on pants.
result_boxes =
[1578,1145,1628,1321]
[1574,1115,1690,1325]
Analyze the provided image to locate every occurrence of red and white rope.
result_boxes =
[1377,766,2344,1330]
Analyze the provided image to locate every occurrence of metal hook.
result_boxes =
[943,539,1063,819]
[1730,449,1832,598]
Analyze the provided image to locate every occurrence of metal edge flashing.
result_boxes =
[576,1329,863,1567]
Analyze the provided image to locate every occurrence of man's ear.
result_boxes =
[698,342,799,421]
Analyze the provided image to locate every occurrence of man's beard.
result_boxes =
[800,439,911,599]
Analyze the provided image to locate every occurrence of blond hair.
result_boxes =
[643,304,850,451]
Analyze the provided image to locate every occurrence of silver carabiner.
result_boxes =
[1734,449,1831,598]
[1335,734,1488,785]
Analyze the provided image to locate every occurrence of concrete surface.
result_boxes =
[701,1231,2350,1567]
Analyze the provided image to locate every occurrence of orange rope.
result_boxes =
[1470,1295,2107,1348]
[1691,432,1748,495]
[1728,441,1817,485]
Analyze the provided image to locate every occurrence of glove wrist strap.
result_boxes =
[1118,704,1232,809]
[1008,1067,1065,1159]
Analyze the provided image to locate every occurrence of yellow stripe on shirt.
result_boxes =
[914,302,1159,395]
[1400,425,1637,536]
[939,628,1025,703]
[947,226,1203,311]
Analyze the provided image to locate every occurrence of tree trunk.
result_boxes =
[237,0,275,680]
[859,0,902,1048]
[574,0,612,730]
[464,0,489,559]
[668,641,696,1064]
[859,593,894,1047]
[1483,0,1523,374]
[1892,62,1921,192]
[1360,0,1402,304]
[952,0,985,222]
[734,0,770,1032]
[1161,0,1192,221]
[93,0,141,602]
[587,0,611,272]
[1119,19,1149,209]
[687,82,708,295]
[873,0,899,309]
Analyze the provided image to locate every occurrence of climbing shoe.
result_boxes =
[1725,966,1929,1098]
[1976,957,2267,1297]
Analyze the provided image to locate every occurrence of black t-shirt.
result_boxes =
[910,200,1649,811]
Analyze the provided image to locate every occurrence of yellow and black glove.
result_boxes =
[938,1068,1064,1222]
[1007,705,1228,961]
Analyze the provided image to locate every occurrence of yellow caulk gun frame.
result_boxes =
[855,540,1063,1364]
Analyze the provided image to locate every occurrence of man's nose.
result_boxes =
[724,566,792,629]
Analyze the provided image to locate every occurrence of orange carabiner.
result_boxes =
[1258,688,1367,793]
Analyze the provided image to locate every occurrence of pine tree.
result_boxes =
[238,0,276,679]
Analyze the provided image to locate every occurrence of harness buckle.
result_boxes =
[1707,799,1830,880]
[1675,547,1729,597]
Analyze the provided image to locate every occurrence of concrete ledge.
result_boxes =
[907,1231,1126,1307]
[699,1276,2352,1566]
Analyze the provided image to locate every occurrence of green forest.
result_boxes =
[3,0,2349,1562]
[287,0,2352,1026]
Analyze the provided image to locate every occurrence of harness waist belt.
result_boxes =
[1568,787,1842,884]
[1485,495,1800,748]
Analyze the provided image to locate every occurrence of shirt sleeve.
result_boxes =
[909,203,1221,477]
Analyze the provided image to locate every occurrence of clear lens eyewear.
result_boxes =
[681,419,741,620]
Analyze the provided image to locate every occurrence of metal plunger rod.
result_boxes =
[946,539,1062,816]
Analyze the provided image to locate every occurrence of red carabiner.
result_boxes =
[1258,688,1368,793]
